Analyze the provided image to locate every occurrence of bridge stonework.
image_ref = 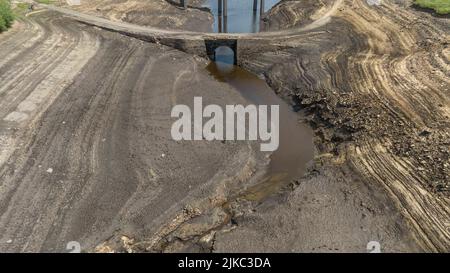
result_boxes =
[36,4,286,66]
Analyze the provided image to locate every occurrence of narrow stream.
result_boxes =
[203,0,281,33]
[206,60,314,201]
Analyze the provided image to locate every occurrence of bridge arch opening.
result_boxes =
[214,46,235,72]
[205,39,238,66]
[215,45,234,64]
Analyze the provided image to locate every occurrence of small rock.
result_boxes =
[6,239,12,244]
[419,130,431,137]
[46,168,53,174]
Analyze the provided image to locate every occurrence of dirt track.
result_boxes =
[0,0,448,252]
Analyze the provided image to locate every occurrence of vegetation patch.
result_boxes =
[0,0,14,32]
[414,0,450,14]
[36,0,53,4]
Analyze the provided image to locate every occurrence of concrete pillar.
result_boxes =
[217,0,222,32]
[223,0,227,17]
[252,3,257,33]
[182,0,188,9]
[223,0,228,33]
[223,16,227,33]
[260,0,265,17]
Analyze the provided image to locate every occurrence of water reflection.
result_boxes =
[214,46,235,73]
[203,0,281,33]
[206,62,314,201]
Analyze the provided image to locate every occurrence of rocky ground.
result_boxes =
[0,0,448,252]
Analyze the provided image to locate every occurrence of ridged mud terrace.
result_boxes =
[256,1,450,251]
[0,0,448,252]
[242,0,450,252]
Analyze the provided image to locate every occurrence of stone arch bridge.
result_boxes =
[34,2,338,65]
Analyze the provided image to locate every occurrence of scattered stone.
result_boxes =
[419,130,431,137]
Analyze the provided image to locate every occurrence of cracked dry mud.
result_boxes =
[0,0,448,253]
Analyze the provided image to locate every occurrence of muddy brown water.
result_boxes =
[206,61,314,201]
[203,0,281,33]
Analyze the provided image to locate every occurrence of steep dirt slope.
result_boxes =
[237,0,449,252]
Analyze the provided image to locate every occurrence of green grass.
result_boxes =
[0,0,14,33]
[14,2,31,18]
[16,3,30,10]
[414,0,450,14]
[35,0,53,4]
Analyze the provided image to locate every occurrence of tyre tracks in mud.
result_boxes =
[0,11,265,252]
[239,0,449,252]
